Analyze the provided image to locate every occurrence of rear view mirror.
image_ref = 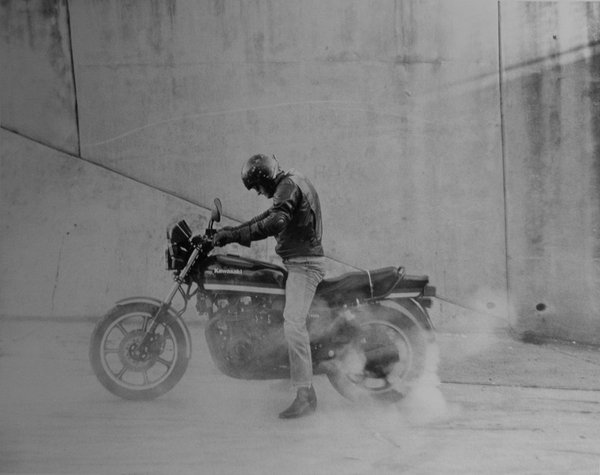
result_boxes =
[212,198,222,223]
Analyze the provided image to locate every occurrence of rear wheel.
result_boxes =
[326,304,433,402]
[89,302,190,400]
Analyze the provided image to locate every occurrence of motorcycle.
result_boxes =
[89,199,437,402]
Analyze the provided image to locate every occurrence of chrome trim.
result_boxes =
[203,283,285,295]
[387,291,421,298]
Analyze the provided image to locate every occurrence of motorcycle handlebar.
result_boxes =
[191,228,251,250]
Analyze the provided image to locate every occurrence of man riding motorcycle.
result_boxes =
[209,154,325,419]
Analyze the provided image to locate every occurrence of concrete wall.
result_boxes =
[0,129,265,318]
[500,2,600,342]
[0,0,78,154]
[66,0,506,303]
[2,0,600,343]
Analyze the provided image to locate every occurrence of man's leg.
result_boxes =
[279,257,325,418]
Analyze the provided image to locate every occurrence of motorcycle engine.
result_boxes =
[205,293,285,370]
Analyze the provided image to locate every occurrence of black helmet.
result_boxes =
[241,154,280,192]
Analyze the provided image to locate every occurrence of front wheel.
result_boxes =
[89,302,190,400]
[326,303,435,402]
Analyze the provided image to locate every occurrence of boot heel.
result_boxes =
[309,386,317,410]
[278,386,317,419]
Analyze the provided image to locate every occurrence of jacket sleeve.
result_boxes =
[230,210,269,231]
[237,179,299,243]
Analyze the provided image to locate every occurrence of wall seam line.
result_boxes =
[497,1,512,324]
[64,0,81,157]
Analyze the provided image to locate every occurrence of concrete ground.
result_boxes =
[1,316,600,475]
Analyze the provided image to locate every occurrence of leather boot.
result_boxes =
[278,385,317,419]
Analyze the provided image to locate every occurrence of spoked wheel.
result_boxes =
[326,306,432,402]
[89,302,190,400]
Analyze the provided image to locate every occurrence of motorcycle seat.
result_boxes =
[316,266,401,301]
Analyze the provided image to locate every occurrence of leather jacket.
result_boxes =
[236,170,324,260]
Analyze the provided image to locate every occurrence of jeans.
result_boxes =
[283,256,326,389]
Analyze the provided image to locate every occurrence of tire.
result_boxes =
[89,302,190,400]
[326,303,433,402]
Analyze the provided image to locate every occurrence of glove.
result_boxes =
[213,229,239,247]
[191,234,204,246]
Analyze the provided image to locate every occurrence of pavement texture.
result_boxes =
[1,316,600,475]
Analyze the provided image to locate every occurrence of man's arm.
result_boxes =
[229,210,270,231]
[237,179,299,243]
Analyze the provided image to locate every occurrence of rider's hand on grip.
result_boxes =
[213,229,237,247]
[191,234,204,246]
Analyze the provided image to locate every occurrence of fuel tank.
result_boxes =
[201,254,286,295]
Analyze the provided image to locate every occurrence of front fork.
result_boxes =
[140,246,202,348]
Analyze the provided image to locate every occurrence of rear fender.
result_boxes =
[116,296,192,359]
